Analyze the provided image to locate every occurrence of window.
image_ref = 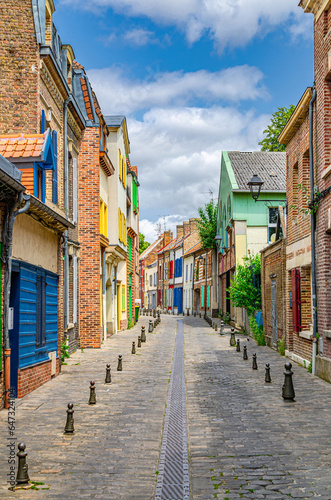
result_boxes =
[291,268,301,332]
[52,130,58,204]
[190,263,193,281]
[150,275,152,286]
[36,275,46,347]
[72,158,77,223]
[154,273,157,286]
[185,264,188,282]
[73,255,78,324]
[268,207,278,242]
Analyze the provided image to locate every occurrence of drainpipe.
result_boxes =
[309,87,317,375]
[102,250,106,341]
[2,193,30,407]
[63,98,70,343]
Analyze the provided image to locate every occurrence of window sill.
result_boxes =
[298,330,312,341]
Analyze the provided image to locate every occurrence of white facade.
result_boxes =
[183,254,194,314]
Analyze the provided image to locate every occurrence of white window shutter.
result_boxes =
[72,158,77,223]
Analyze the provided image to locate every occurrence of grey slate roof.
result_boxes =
[104,115,125,128]
[228,151,286,192]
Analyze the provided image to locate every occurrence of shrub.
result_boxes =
[277,337,285,356]
[249,315,266,346]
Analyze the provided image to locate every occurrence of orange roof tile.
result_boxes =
[0,132,46,159]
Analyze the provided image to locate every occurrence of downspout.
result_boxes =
[309,87,317,375]
[102,250,107,342]
[2,193,30,408]
[63,97,70,344]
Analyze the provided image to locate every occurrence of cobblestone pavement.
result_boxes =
[0,315,330,500]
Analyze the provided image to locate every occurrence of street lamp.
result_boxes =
[198,253,208,318]
[247,174,264,202]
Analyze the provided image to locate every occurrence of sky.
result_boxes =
[55,0,314,243]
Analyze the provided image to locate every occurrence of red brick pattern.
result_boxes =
[17,358,60,398]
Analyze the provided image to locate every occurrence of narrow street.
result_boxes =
[0,315,330,500]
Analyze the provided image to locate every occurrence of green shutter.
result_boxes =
[201,286,204,307]
[207,286,210,308]
[128,236,132,261]
[129,274,133,319]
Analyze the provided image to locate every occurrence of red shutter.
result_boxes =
[291,268,301,332]
[169,260,173,279]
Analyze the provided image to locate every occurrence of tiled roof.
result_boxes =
[80,77,94,121]
[104,115,125,128]
[183,241,202,256]
[227,151,286,191]
[0,133,46,159]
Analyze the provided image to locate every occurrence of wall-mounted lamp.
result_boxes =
[247,174,264,202]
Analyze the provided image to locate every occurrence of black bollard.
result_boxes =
[105,363,111,384]
[143,310,145,316]
[236,339,240,352]
[214,323,218,332]
[154,320,157,329]
[265,363,271,383]
[148,320,153,333]
[89,381,96,404]
[199,312,201,318]
[282,362,295,401]
[141,326,146,342]
[117,355,123,371]
[187,309,190,316]
[243,345,248,360]
[137,336,141,348]
[16,443,29,485]
[252,353,258,370]
[132,341,136,354]
[194,312,196,317]
[64,403,75,434]
[230,328,236,346]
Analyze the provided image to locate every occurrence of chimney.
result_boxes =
[163,230,173,246]
[176,224,184,239]
[189,217,199,233]
[183,221,190,236]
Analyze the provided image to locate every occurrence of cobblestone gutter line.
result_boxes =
[155,319,190,500]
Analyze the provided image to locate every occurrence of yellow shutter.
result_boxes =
[118,149,122,180]
[104,204,108,238]
[100,199,104,234]
[118,208,122,242]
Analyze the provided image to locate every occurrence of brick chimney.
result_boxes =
[163,230,173,246]
[183,221,190,236]
[189,217,199,233]
[176,224,184,239]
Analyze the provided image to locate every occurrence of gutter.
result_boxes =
[309,87,318,375]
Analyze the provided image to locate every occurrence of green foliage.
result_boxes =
[259,105,295,152]
[277,337,285,356]
[307,361,312,373]
[249,316,266,346]
[197,199,218,249]
[61,340,70,363]
[139,232,150,254]
[228,253,261,317]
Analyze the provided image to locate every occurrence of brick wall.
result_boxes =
[313,9,331,359]
[261,238,286,347]
[0,0,39,134]
[78,126,101,348]
[17,357,60,398]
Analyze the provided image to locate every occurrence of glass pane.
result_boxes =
[269,207,278,224]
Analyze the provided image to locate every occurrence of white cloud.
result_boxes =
[88,65,267,115]
[127,106,270,221]
[140,215,188,244]
[62,0,310,49]
[123,28,157,46]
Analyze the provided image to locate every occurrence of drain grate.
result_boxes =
[155,320,190,500]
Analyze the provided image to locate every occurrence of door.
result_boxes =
[9,271,20,398]
[271,279,278,346]
[117,284,121,330]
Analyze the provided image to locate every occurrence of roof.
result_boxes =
[227,151,286,192]
[0,154,25,196]
[104,116,125,128]
[0,133,46,160]
[183,240,202,257]
[139,236,163,260]
[278,88,312,146]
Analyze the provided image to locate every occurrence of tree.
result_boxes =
[197,199,218,249]
[228,253,261,317]
[139,233,150,254]
[259,105,295,152]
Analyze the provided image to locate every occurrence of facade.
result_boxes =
[298,0,331,382]
[126,160,139,326]
[147,261,158,310]
[182,231,201,315]
[216,151,286,329]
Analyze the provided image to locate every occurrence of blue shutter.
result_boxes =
[41,110,46,133]
[52,131,58,204]
[180,258,182,277]
[45,273,58,354]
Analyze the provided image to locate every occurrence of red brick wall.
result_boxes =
[313,9,331,358]
[78,127,101,348]
[261,239,286,347]
[17,358,60,398]
[0,0,40,134]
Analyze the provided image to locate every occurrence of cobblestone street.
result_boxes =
[0,315,330,499]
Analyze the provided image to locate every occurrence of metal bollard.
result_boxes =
[148,320,153,333]
[282,362,295,401]
[265,363,271,383]
[137,336,142,348]
[214,323,218,332]
[236,339,240,352]
[141,326,146,342]
[89,381,96,404]
[117,355,123,371]
[64,403,75,434]
[230,328,236,346]
[154,320,157,329]
[132,341,136,354]
[220,320,224,335]
[243,345,248,360]
[105,363,111,384]
[252,353,258,370]
[16,443,30,485]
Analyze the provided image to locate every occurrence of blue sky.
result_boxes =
[56,0,313,242]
